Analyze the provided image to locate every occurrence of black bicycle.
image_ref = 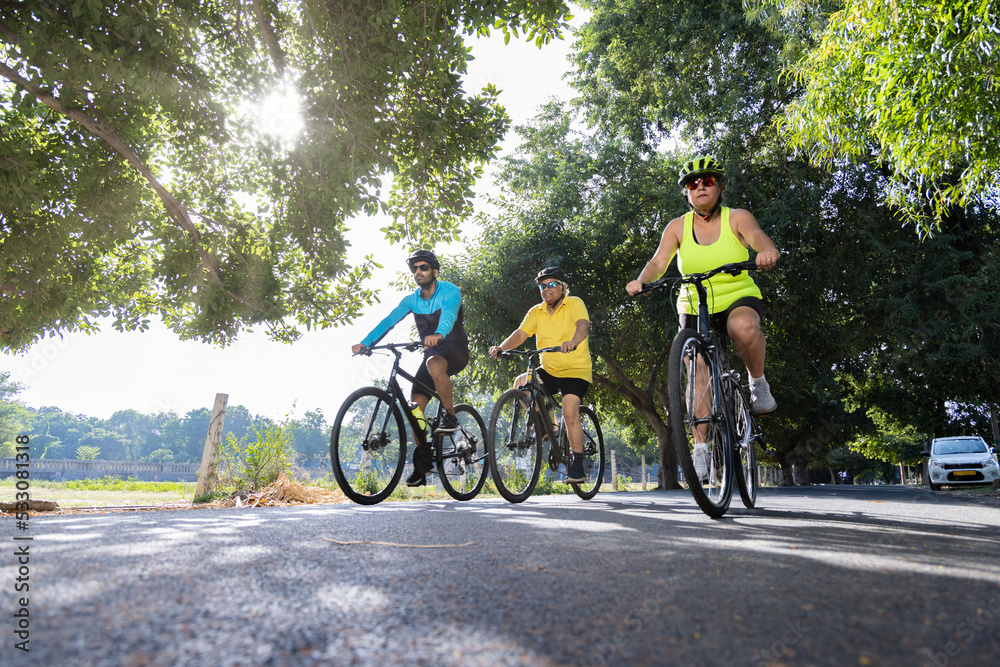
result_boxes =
[640,260,767,517]
[488,347,606,503]
[330,342,489,505]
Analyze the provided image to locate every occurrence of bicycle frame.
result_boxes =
[366,342,474,471]
[503,347,564,453]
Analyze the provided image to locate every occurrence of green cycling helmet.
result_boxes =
[677,155,725,187]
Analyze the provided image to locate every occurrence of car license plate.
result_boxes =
[953,470,976,476]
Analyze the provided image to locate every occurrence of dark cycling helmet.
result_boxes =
[535,266,569,284]
[406,249,440,271]
[677,155,725,187]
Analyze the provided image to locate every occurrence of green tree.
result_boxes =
[75,445,101,460]
[454,101,691,487]
[0,0,572,351]
[747,0,1000,229]
[290,408,330,464]
[0,371,30,456]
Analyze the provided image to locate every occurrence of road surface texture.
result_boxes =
[2,485,998,666]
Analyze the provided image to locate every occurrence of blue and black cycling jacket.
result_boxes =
[360,280,468,355]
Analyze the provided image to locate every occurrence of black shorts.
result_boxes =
[678,296,764,338]
[536,368,590,401]
[411,345,470,399]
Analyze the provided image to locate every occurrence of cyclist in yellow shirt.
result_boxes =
[489,267,592,483]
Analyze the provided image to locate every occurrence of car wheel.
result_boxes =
[929,481,940,491]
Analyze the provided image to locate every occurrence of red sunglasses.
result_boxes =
[684,175,718,191]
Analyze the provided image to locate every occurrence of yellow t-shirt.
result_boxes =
[518,295,593,383]
[676,207,762,315]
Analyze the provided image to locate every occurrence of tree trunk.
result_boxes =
[990,402,999,450]
[656,417,679,490]
[780,460,795,486]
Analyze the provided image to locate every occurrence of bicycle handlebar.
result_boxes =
[354,341,424,357]
[636,260,759,295]
[497,346,562,360]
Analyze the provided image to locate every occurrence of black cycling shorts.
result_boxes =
[536,368,590,401]
[411,345,470,399]
[678,296,764,337]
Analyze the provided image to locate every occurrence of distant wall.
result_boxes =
[0,458,199,482]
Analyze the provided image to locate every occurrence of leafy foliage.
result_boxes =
[748,0,1000,229]
[452,101,690,488]
[75,444,101,460]
[217,421,294,492]
[0,0,572,351]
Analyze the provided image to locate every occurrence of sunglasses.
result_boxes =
[538,281,562,290]
[683,175,718,191]
[410,263,433,273]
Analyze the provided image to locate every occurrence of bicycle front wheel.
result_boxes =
[330,387,406,505]
[488,389,542,503]
[667,329,733,518]
[732,381,758,508]
[561,406,605,500]
[437,404,490,501]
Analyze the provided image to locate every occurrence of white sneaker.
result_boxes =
[693,442,711,482]
[750,378,777,414]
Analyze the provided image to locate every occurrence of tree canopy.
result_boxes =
[0,0,572,352]
[746,0,1000,229]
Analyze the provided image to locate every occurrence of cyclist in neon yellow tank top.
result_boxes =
[625,156,781,414]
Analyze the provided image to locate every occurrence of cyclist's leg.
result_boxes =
[561,393,583,454]
[550,373,592,456]
[415,346,469,413]
[725,300,765,378]
[726,298,775,413]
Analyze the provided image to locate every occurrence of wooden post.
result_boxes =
[611,449,618,491]
[195,393,229,498]
[641,454,647,491]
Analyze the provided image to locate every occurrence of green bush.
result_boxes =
[532,474,573,496]
[216,422,294,493]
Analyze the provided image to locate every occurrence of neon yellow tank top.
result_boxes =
[676,207,762,315]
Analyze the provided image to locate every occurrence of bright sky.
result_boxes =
[0,13,586,423]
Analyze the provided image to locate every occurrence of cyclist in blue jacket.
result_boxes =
[352,250,470,486]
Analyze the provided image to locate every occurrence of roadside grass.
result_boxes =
[0,478,197,507]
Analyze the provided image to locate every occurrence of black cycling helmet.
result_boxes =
[406,249,440,271]
[677,155,726,187]
[535,266,568,284]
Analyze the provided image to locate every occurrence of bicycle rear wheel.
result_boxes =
[488,389,542,503]
[732,381,758,508]
[437,404,490,501]
[330,387,406,505]
[667,329,733,518]
[561,406,605,500]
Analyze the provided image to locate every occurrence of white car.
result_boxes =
[925,436,1000,491]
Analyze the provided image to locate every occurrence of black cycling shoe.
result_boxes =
[565,458,586,484]
[405,470,426,487]
[434,412,460,434]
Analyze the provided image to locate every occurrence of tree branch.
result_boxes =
[252,0,287,75]
[0,61,231,291]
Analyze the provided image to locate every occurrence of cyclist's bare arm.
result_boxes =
[626,216,684,296]
[729,208,780,269]
[561,319,589,353]
[490,329,529,359]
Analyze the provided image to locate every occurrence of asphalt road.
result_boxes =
[2,485,998,666]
